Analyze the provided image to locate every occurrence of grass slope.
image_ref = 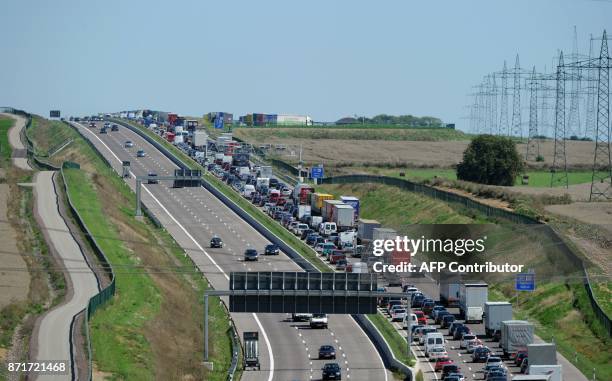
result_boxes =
[0,117,13,165]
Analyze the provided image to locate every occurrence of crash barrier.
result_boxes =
[270,158,299,176]
[321,174,612,337]
[61,164,116,380]
[117,120,416,378]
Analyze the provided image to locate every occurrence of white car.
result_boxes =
[466,338,483,353]
[391,308,407,322]
[288,221,299,233]
[295,223,309,236]
[403,313,418,330]
[427,347,447,362]
[460,334,476,349]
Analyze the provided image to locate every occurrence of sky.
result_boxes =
[1,0,611,131]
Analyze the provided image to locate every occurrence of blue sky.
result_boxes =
[1,0,610,130]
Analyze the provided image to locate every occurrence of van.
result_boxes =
[404,313,418,330]
[242,184,256,199]
[424,332,445,357]
[319,222,337,236]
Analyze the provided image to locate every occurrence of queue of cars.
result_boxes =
[381,286,513,381]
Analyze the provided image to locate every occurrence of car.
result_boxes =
[310,313,328,329]
[466,338,483,353]
[411,294,425,308]
[318,345,336,359]
[89,122,96,128]
[390,308,407,322]
[485,356,503,368]
[404,313,418,330]
[453,326,471,340]
[147,172,158,184]
[514,350,528,366]
[422,299,435,314]
[414,310,427,325]
[306,234,320,246]
[448,322,464,336]
[300,228,314,240]
[519,357,528,373]
[291,313,312,322]
[444,373,465,381]
[435,310,452,325]
[124,140,134,148]
[441,364,461,379]
[472,346,491,362]
[99,127,107,134]
[244,248,259,261]
[427,347,447,362]
[321,363,341,380]
[460,334,476,349]
[485,368,507,380]
[111,124,119,131]
[210,236,223,248]
[335,259,348,271]
[264,244,279,255]
[136,149,146,157]
[418,327,437,345]
[431,305,446,318]
[441,314,456,328]
[434,356,453,371]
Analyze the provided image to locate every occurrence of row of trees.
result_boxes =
[350,114,444,127]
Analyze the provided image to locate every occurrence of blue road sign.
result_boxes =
[310,166,324,179]
[515,273,535,291]
[214,116,224,129]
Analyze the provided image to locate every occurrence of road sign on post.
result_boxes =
[515,273,535,291]
[310,166,324,179]
[214,116,224,129]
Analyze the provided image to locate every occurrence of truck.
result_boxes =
[310,193,334,214]
[357,219,381,241]
[256,177,270,190]
[500,320,534,356]
[243,332,260,370]
[259,166,273,178]
[440,282,461,307]
[309,215,323,229]
[297,204,311,219]
[527,343,557,366]
[323,200,344,222]
[340,196,360,219]
[528,365,562,381]
[232,153,250,167]
[484,301,513,337]
[331,204,355,231]
[459,283,488,323]
[293,183,315,205]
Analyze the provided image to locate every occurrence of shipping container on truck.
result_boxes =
[276,114,312,125]
[167,113,178,126]
[332,204,355,231]
[459,283,488,323]
[264,114,277,125]
[310,193,334,214]
[484,301,513,336]
[253,113,265,126]
[340,196,360,219]
[323,200,345,222]
[371,228,404,286]
[440,282,461,307]
[500,320,534,356]
[293,183,315,205]
[357,219,381,241]
[193,131,208,147]
[527,343,557,366]
[297,205,311,219]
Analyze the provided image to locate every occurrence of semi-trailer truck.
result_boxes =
[484,301,513,337]
[459,283,488,323]
[500,320,534,356]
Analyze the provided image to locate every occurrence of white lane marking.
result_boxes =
[77,123,278,381]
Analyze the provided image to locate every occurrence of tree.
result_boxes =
[456,135,523,186]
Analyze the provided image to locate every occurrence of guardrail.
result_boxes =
[321,174,612,337]
[114,118,414,379]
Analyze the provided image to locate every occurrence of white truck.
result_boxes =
[484,301,513,337]
[193,130,208,147]
[459,283,488,323]
[332,204,355,231]
[297,205,311,219]
[500,320,534,356]
[309,216,323,229]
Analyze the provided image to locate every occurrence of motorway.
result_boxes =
[74,122,392,381]
[31,171,99,381]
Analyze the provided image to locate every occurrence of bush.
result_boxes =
[536,155,544,162]
[456,135,523,186]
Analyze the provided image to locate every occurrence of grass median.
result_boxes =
[368,312,415,367]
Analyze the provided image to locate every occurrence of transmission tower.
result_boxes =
[551,51,568,188]
[526,67,540,161]
[485,76,493,134]
[567,26,582,138]
[477,85,486,134]
[499,61,510,136]
[511,55,523,137]
[590,30,612,201]
[491,76,498,135]
[584,34,597,139]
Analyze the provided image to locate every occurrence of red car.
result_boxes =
[434,356,454,372]
[414,310,427,325]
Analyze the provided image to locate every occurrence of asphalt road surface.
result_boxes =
[74,122,391,381]
[31,171,99,381]
[2,112,31,170]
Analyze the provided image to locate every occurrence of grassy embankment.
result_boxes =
[0,117,12,165]
[120,120,419,366]
[29,118,234,380]
[319,181,611,380]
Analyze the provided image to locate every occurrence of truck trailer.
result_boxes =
[310,193,334,214]
[459,283,488,323]
[527,343,557,366]
[331,204,355,231]
[357,219,381,241]
[440,282,461,307]
[500,320,534,356]
[484,301,513,337]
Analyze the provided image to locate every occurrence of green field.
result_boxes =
[368,312,414,367]
[234,127,470,142]
[342,166,600,187]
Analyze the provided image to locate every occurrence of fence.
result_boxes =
[320,174,612,336]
